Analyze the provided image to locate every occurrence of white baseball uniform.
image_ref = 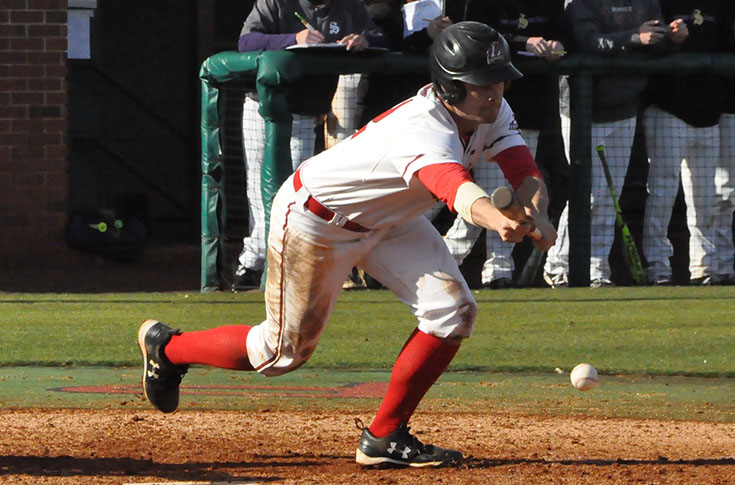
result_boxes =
[246,85,527,376]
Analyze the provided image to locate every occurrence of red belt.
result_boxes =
[293,170,369,232]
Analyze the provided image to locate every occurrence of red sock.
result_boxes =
[164,325,254,371]
[369,329,460,437]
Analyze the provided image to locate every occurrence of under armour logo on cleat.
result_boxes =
[387,442,412,459]
[147,360,160,379]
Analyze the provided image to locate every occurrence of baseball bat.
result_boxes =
[595,145,645,285]
[516,246,545,287]
[490,186,542,240]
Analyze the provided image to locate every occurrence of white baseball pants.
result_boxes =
[715,113,735,278]
[642,106,719,281]
[325,74,365,149]
[544,115,636,282]
[442,130,540,283]
[246,175,477,376]
[238,95,319,272]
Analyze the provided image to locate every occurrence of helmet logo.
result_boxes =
[486,41,504,65]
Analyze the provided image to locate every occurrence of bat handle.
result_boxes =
[491,186,543,241]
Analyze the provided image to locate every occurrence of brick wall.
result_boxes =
[0,0,69,266]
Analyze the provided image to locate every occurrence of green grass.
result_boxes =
[1,286,734,377]
[2,286,735,420]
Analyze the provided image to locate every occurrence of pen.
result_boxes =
[516,50,566,57]
[294,12,316,31]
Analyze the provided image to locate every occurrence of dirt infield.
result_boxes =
[3,409,735,484]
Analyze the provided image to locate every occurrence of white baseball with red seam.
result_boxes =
[570,363,598,391]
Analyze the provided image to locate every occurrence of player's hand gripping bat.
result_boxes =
[596,145,645,285]
[490,186,542,240]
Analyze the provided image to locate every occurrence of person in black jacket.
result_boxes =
[641,0,727,285]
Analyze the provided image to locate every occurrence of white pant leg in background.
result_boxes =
[239,96,267,272]
[289,114,318,171]
[643,106,719,281]
[680,123,719,280]
[642,107,681,280]
[325,73,365,149]
[588,118,636,281]
[543,112,571,283]
[545,117,635,282]
[714,113,735,278]
[238,95,318,272]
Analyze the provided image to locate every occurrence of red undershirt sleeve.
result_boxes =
[416,163,474,212]
[493,145,543,189]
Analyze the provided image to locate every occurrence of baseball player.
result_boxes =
[138,22,556,467]
[543,0,688,287]
[233,0,387,291]
[444,0,567,289]
[642,0,725,285]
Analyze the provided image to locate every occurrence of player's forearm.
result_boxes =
[515,175,549,218]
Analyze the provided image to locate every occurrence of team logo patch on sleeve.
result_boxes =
[693,9,704,25]
[518,13,528,30]
[329,21,340,35]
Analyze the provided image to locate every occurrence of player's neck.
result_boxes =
[450,112,478,138]
[439,94,478,138]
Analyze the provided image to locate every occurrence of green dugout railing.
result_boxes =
[200,51,735,292]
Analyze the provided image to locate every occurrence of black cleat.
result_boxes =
[232,268,263,292]
[355,423,463,468]
[137,319,188,413]
[485,277,513,289]
[690,275,716,286]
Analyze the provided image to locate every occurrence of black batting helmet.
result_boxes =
[430,21,522,105]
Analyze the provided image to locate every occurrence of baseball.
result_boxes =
[570,363,598,391]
